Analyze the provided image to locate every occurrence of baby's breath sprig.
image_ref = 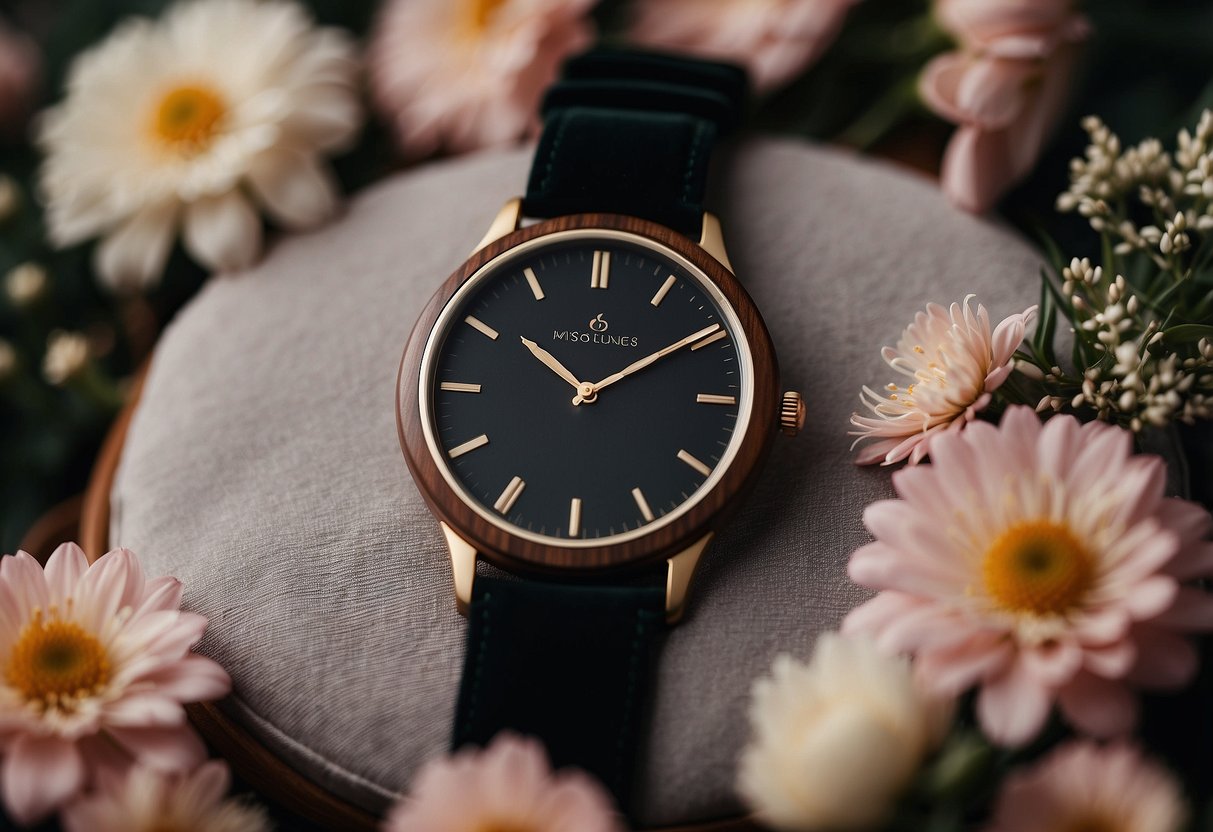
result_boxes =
[1016,111,1213,433]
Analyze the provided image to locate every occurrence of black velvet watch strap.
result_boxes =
[450,49,746,812]
[453,576,666,806]
[521,48,748,237]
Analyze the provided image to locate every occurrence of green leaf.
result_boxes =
[1033,271,1059,367]
[1162,324,1213,343]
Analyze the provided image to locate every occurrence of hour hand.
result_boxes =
[521,337,582,390]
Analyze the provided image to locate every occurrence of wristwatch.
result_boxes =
[396,48,804,812]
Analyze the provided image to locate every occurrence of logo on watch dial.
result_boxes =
[552,313,639,347]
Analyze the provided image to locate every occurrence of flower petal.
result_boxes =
[977,658,1052,746]
[247,149,339,229]
[44,542,89,600]
[183,191,262,273]
[106,725,207,772]
[94,201,179,293]
[1,734,84,825]
[140,654,232,702]
[1125,625,1197,690]
[1057,672,1137,737]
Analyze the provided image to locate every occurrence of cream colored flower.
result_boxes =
[850,295,1036,465]
[37,0,362,292]
[368,0,595,158]
[738,633,950,831]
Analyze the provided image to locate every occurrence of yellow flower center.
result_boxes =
[983,520,1095,615]
[150,84,227,154]
[465,0,506,31]
[5,609,110,707]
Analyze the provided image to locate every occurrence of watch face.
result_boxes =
[419,229,753,547]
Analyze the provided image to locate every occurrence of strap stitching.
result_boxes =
[538,113,573,195]
[681,119,708,210]
[459,591,493,745]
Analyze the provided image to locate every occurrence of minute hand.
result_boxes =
[572,323,721,405]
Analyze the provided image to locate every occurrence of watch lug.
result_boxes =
[471,198,523,255]
[665,532,714,624]
[698,213,735,274]
[441,522,477,616]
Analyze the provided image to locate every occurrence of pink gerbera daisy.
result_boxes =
[367,0,594,158]
[844,406,1213,746]
[384,733,624,832]
[984,741,1186,832]
[627,0,859,93]
[850,296,1036,465]
[61,761,268,832]
[0,544,230,825]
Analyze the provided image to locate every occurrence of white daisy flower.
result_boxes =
[37,0,362,292]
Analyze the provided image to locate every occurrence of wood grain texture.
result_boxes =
[396,212,780,575]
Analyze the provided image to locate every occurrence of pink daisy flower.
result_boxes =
[849,295,1036,466]
[984,741,1186,832]
[0,544,230,825]
[384,733,624,832]
[61,761,268,832]
[627,0,860,93]
[843,406,1213,746]
[367,0,595,159]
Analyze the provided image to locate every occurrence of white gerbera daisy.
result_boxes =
[37,0,362,292]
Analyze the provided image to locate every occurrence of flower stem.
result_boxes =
[837,76,923,151]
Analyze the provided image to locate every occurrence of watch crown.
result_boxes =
[780,391,805,437]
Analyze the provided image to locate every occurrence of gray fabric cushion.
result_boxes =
[110,138,1044,827]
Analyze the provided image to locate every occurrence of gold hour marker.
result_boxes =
[568,498,582,538]
[524,267,544,300]
[631,487,654,523]
[448,434,489,458]
[591,250,611,289]
[465,315,499,340]
[677,449,712,477]
[650,275,676,307]
[493,476,526,514]
[441,382,482,393]
[696,393,736,405]
[691,329,728,351]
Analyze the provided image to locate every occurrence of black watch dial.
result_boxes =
[423,231,749,544]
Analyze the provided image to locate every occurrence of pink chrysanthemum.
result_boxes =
[850,296,1036,465]
[384,733,624,832]
[984,741,1186,832]
[0,544,230,825]
[627,0,859,93]
[367,0,594,158]
[61,761,268,832]
[844,406,1213,746]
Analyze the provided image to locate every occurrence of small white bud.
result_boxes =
[43,331,90,386]
[5,262,48,307]
[0,175,19,223]
[0,339,15,380]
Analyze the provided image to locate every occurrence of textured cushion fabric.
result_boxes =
[111,138,1045,827]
